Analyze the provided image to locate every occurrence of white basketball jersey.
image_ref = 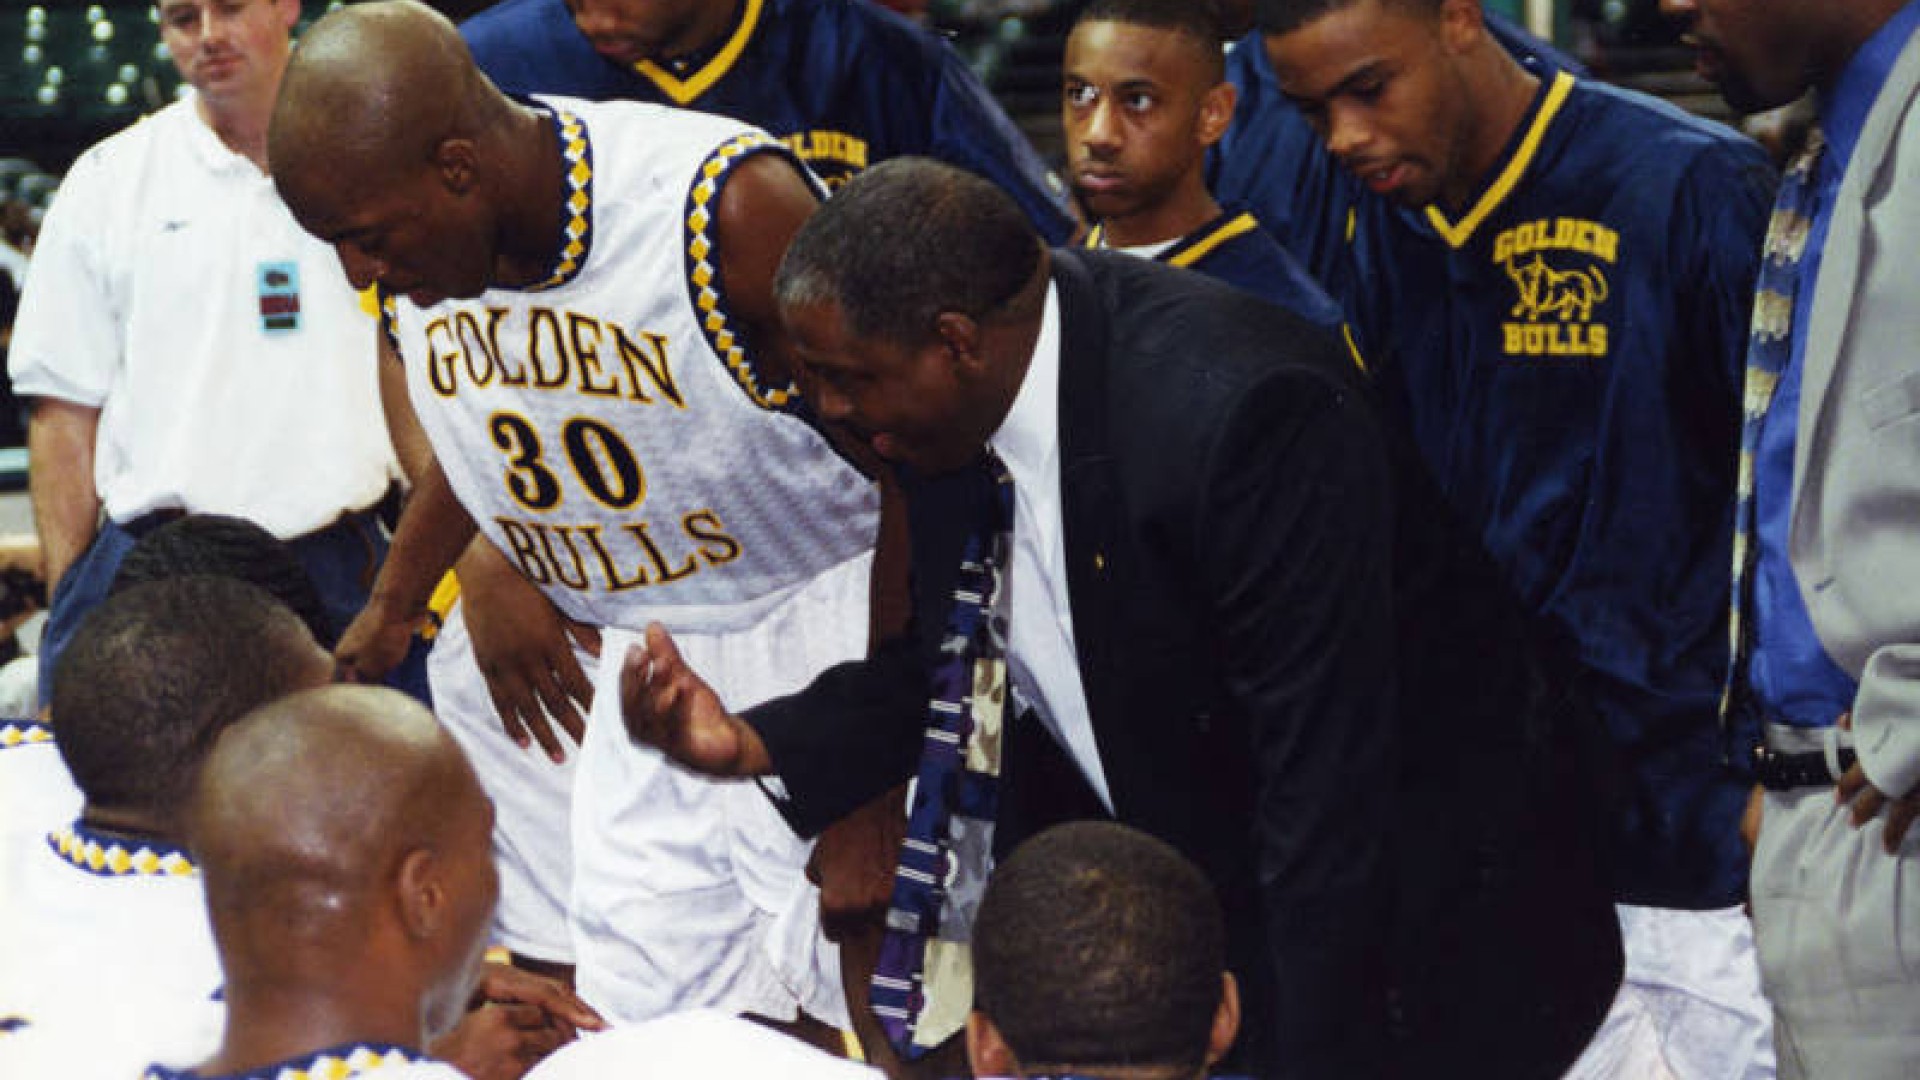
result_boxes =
[390,97,878,632]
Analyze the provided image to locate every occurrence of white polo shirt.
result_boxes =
[9,93,395,537]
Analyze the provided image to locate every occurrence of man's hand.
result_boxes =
[470,961,606,1037]
[429,962,606,1080]
[1837,764,1920,853]
[334,598,420,684]
[428,1001,570,1080]
[462,542,601,762]
[1834,709,1920,853]
[620,623,772,777]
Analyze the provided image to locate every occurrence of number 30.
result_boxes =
[488,412,646,512]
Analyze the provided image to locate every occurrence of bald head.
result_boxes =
[189,685,497,1043]
[270,0,545,303]
[271,0,479,184]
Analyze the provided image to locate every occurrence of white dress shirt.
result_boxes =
[987,282,1113,811]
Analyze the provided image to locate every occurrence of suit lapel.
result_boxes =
[1051,250,1129,805]
[1795,33,1920,522]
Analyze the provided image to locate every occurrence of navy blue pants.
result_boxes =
[37,510,431,708]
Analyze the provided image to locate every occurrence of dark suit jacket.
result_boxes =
[749,249,1619,1078]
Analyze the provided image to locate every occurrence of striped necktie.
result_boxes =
[1725,129,1825,714]
[870,453,1015,1057]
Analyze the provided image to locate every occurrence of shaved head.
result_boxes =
[270,0,478,186]
[189,685,497,1043]
[270,0,537,304]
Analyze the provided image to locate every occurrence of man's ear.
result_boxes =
[432,138,479,195]
[1197,81,1239,148]
[966,1010,1021,1077]
[1204,971,1242,1068]
[1438,0,1486,53]
[396,846,446,940]
[935,311,983,375]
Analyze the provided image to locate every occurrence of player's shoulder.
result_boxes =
[546,92,760,149]
[1066,248,1355,395]
[460,0,563,51]
[525,1011,877,1080]
[1565,76,1769,172]
[64,98,194,188]
[769,0,954,71]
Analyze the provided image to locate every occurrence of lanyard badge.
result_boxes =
[257,260,301,333]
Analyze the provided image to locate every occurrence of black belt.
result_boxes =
[118,490,394,543]
[1753,744,1857,791]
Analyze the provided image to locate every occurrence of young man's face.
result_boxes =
[1264,0,1474,209]
[563,0,719,65]
[1062,20,1231,230]
[281,158,495,309]
[1660,0,1823,114]
[156,0,299,105]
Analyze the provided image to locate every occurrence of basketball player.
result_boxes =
[1065,0,1341,327]
[271,1,878,1035]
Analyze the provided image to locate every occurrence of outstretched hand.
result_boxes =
[619,622,773,777]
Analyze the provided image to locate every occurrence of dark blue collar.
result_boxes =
[48,818,196,878]
[145,1042,421,1080]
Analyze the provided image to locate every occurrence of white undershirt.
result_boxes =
[986,282,1113,811]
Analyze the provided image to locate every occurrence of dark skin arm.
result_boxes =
[27,397,100,594]
[335,334,479,683]
[709,150,820,385]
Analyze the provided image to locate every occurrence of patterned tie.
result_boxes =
[870,454,1016,1057]
[1724,129,1826,714]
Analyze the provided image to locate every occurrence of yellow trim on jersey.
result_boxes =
[1424,70,1574,249]
[533,108,594,292]
[0,719,53,749]
[49,823,197,878]
[686,132,797,411]
[632,0,765,106]
[143,1044,421,1080]
[1167,211,1260,269]
[1084,223,1104,248]
[423,572,461,641]
[1342,323,1367,373]
[377,289,404,358]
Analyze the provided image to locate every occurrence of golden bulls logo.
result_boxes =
[1493,217,1618,359]
[781,129,870,190]
[1506,254,1609,323]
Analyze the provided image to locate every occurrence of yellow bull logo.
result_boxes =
[1506,254,1609,322]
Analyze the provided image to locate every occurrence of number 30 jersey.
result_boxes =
[387,96,878,633]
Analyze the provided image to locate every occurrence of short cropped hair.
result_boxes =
[1255,0,1441,35]
[52,577,320,820]
[973,821,1225,1069]
[111,514,333,647]
[1079,0,1228,79]
[773,157,1041,348]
